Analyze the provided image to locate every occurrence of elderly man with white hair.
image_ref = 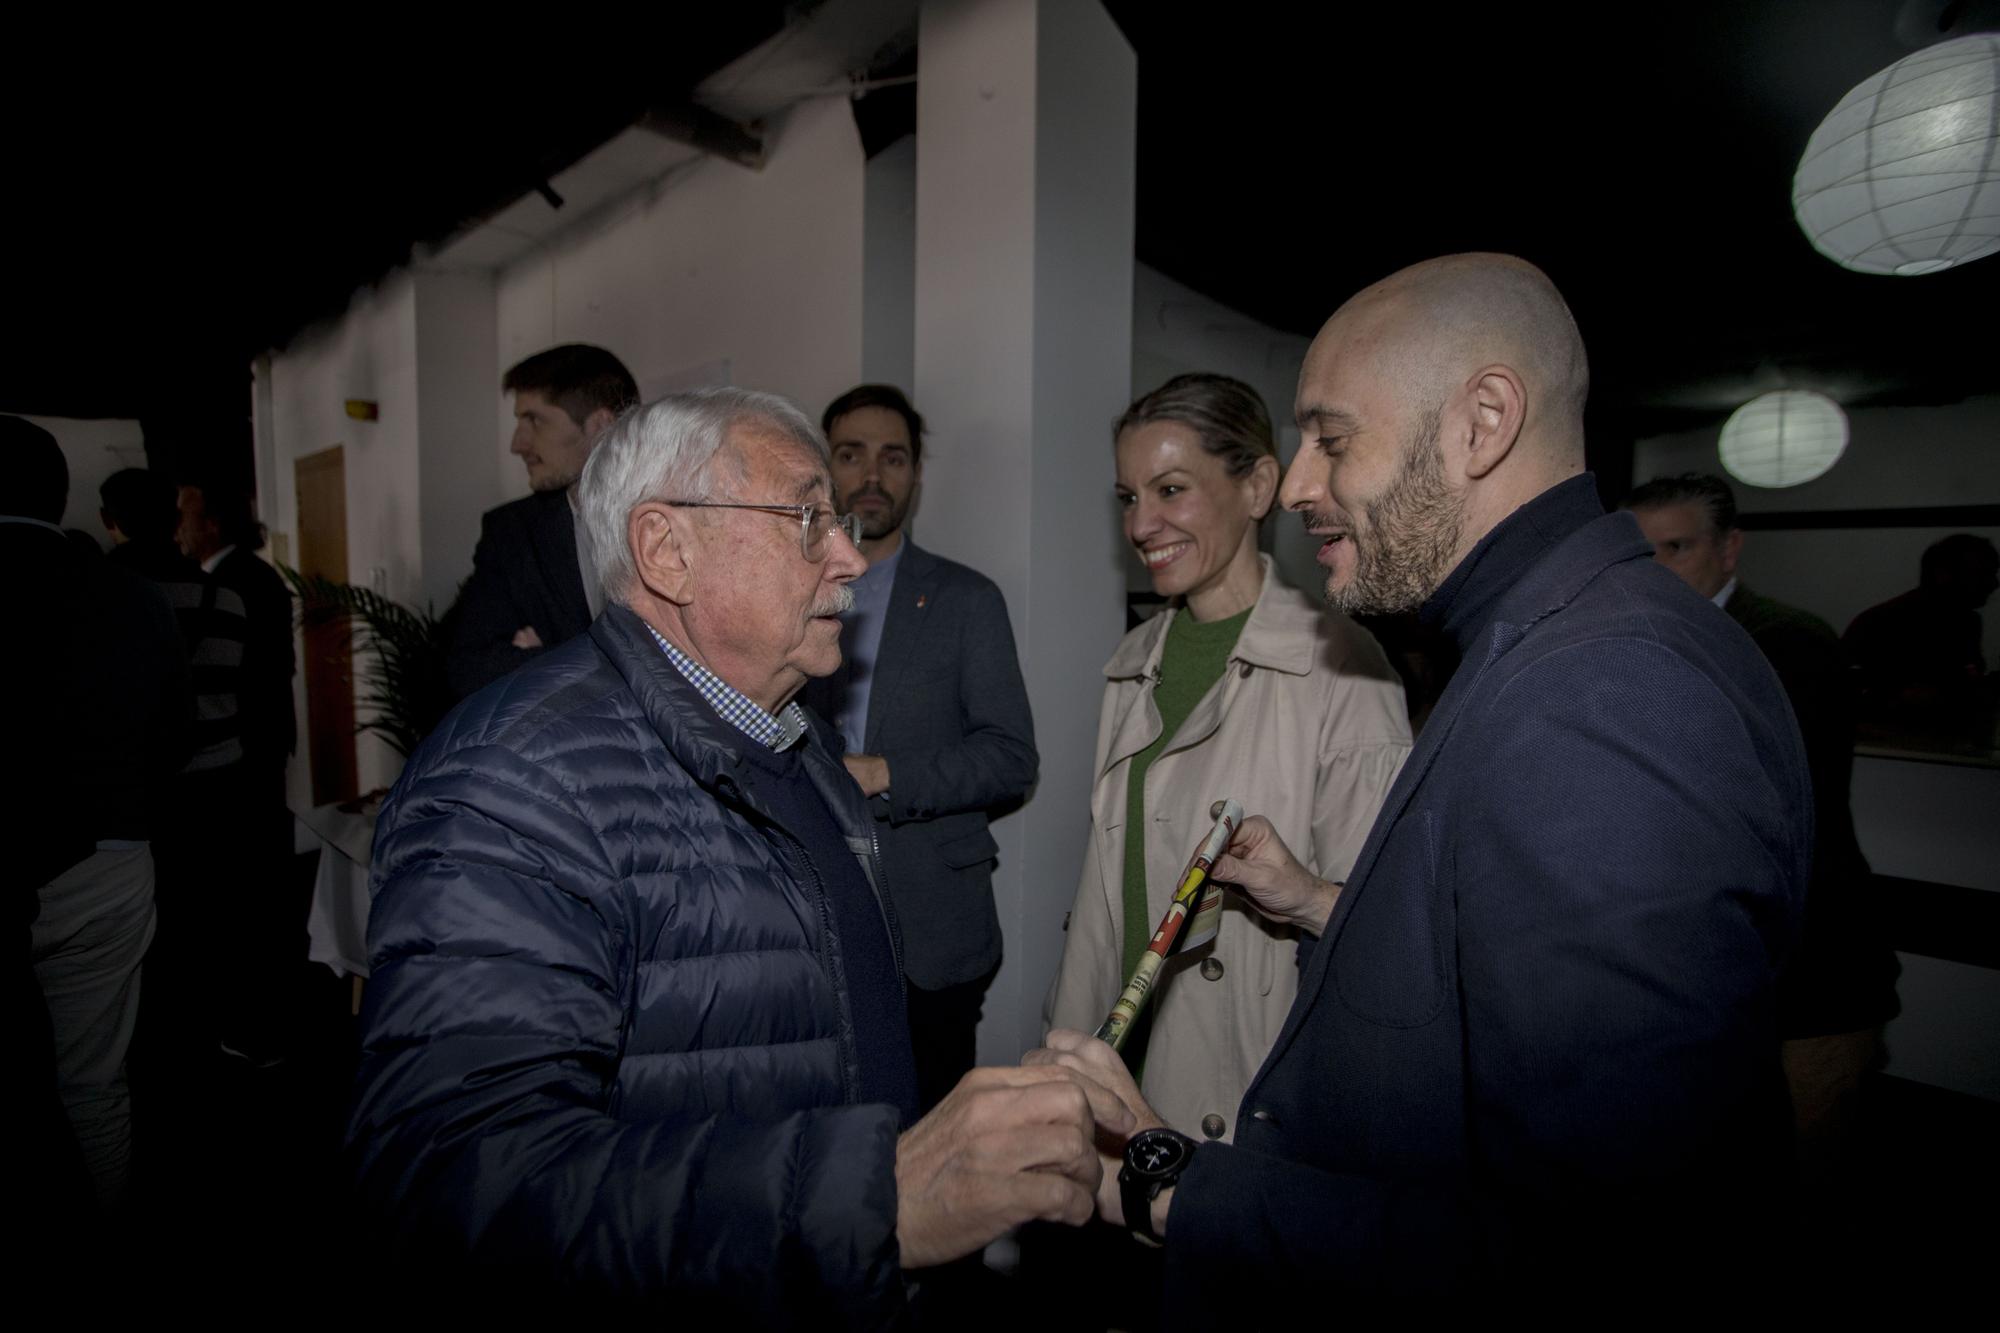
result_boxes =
[348,388,1125,1323]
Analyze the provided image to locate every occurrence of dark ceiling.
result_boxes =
[2,10,795,434]
[1104,0,2000,441]
[6,1,1997,463]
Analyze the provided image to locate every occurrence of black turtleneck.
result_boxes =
[1418,473,1605,655]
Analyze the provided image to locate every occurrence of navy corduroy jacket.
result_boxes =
[347,604,907,1325]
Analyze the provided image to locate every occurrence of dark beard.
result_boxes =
[858,509,904,540]
[1328,407,1465,617]
[843,485,911,540]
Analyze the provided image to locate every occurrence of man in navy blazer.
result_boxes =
[1035,255,1811,1311]
[800,386,1037,1114]
[445,344,639,700]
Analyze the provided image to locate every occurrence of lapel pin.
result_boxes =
[916,594,927,609]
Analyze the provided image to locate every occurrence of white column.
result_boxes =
[412,270,500,613]
[914,0,1136,1062]
[863,135,918,391]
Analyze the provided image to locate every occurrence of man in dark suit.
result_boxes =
[104,468,249,778]
[177,480,293,778]
[1625,472,1899,1176]
[106,469,253,1102]
[1843,532,1998,722]
[176,474,297,1065]
[5,417,190,1219]
[800,385,1038,1114]
[445,344,639,699]
[1034,256,1812,1312]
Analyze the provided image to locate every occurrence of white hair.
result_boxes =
[575,386,829,602]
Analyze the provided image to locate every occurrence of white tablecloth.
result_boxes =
[296,799,380,979]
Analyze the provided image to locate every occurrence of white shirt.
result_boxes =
[201,544,238,574]
[1712,577,1738,610]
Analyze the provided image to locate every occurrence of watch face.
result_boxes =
[1127,1131,1191,1179]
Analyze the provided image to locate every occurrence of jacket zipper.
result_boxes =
[867,824,905,981]
[773,826,863,1105]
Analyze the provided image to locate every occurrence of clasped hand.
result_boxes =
[895,813,1336,1260]
[894,1064,1133,1268]
[1021,1029,1165,1230]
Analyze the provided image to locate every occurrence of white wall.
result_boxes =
[259,95,871,800]
[862,134,918,392]
[1851,755,2000,1101]
[26,414,149,537]
[412,272,498,612]
[264,274,422,797]
[1634,395,2000,665]
[914,0,1136,1063]
[490,95,868,497]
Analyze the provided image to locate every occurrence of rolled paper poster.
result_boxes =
[1094,799,1244,1052]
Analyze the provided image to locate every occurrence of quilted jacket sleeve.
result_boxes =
[347,741,907,1326]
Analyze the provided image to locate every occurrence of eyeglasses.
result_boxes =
[663,499,864,561]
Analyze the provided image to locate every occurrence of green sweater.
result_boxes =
[1119,604,1251,1068]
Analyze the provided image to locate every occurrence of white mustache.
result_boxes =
[812,586,855,617]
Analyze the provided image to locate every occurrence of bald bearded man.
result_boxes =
[1033,255,1810,1313]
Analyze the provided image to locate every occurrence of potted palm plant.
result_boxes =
[282,569,454,762]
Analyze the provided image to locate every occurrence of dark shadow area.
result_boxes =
[119,849,363,1308]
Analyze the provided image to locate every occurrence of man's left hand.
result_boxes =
[1024,1029,1168,1230]
[843,753,891,797]
[894,1064,1133,1268]
[1213,815,1341,936]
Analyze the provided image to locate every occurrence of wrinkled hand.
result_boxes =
[511,625,545,650]
[1212,814,1340,935]
[895,1064,1134,1269]
[843,753,891,798]
[1023,1029,1166,1228]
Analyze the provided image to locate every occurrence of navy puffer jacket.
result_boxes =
[348,605,907,1325]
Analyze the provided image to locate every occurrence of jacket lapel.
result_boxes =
[531,493,591,638]
[863,541,940,752]
[1099,611,1171,778]
[1246,510,1656,1086]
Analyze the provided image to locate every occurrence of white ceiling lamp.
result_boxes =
[1718,391,1850,488]
[1792,33,2000,276]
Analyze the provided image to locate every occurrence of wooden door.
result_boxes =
[295,445,359,805]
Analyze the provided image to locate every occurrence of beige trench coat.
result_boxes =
[1045,558,1411,1142]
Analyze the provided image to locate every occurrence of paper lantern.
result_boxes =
[1792,33,2000,276]
[1718,391,1849,488]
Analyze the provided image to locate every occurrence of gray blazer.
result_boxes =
[801,540,1038,990]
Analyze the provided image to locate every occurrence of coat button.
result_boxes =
[1200,957,1224,981]
[1200,1114,1226,1139]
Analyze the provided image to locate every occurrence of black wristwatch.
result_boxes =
[1119,1127,1197,1244]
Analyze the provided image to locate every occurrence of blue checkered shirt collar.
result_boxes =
[645,624,808,751]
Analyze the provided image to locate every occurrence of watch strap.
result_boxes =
[1121,1169,1163,1245]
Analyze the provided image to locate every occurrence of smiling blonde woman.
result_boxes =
[1045,372,1412,1143]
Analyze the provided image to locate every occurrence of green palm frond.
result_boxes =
[281,568,454,758]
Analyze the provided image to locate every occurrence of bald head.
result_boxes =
[1309,253,1590,463]
[1283,255,1594,615]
